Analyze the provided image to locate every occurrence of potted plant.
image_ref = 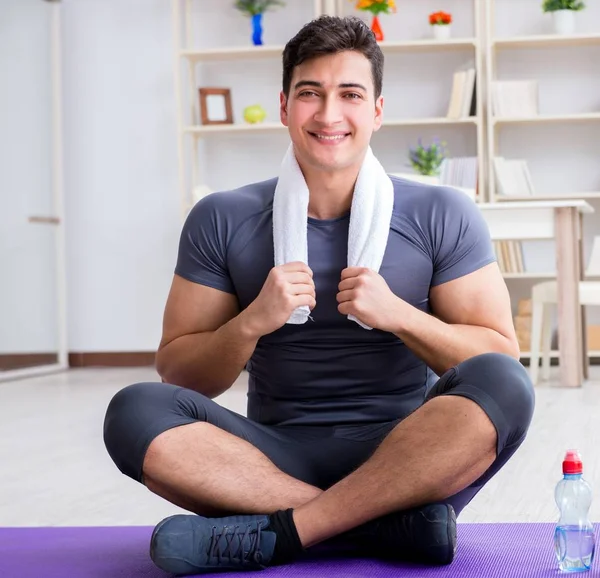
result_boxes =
[234,0,285,46]
[429,11,452,40]
[408,138,447,181]
[542,0,585,35]
[350,0,397,42]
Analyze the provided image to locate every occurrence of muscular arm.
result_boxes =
[391,263,520,376]
[155,275,259,398]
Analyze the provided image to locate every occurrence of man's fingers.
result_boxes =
[336,289,353,303]
[293,294,316,310]
[290,283,316,297]
[286,272,315,286]
[340,267,367,280]
[281,262,313,276]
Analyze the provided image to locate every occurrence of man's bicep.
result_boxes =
[429,262,518,347]
[159,274,240,349]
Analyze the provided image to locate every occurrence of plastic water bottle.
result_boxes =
[554,449,595,572]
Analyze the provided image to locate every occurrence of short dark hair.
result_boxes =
[282,15,384,100]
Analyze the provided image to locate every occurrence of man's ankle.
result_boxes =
[268,508,304,564]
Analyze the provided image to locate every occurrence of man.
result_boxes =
[104,15,534,576]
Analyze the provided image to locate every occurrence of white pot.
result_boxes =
[552,10,575,35]
[432,24,451,40]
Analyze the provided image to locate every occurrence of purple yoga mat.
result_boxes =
[0,523,597,578]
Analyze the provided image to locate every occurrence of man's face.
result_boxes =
[280,50,383,175]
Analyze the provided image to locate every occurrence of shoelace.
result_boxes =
[209,524,264,566]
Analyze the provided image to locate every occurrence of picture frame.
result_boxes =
[199,88,233,125]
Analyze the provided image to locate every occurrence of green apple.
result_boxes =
[243,104,267,124]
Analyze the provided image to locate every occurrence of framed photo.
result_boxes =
[199,88,233,125]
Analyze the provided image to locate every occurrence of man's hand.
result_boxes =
[241,262,316,338]
[337,267,403,332]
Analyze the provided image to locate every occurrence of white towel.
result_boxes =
[273,144,394,330]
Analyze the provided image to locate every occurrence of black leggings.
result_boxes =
[103,352,535,516]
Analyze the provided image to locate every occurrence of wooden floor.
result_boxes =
[1,365,599,527]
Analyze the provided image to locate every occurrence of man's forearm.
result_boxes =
[156,312,260,398]
[392,302,520,376]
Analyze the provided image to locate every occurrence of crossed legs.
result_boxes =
[104,353,535,550]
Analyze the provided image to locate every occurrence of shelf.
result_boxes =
[493,32,600,49]
[520,350,600,359]
[381,117,478,127]
[180,38,477,62]
[184,116,478,136]
[494,192,600,202]
[503,272,557,279]
[184,122,285,135]
[503,273,600,280]
[181,45,283,62]
[493,112,600,125]
[377,38,477,52]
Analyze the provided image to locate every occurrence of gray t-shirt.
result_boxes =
[175,176,496,427]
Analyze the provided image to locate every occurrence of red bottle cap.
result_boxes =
[563,449,583,475]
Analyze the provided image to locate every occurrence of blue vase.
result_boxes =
[251,13,263,46]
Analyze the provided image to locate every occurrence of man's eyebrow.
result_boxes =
[293,80,368,92]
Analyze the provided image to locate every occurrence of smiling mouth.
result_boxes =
[308,132,351,142]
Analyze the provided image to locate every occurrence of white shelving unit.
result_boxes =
[484,1,600,203]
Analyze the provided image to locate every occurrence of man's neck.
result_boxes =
[303,165,361,221]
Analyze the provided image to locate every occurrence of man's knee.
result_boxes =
[433,352,535,450]
[103,381,206,482]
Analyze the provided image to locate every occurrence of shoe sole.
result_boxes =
[439,503,457,566]
[149,515,188,571]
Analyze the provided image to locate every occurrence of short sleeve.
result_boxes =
[430,187,497,287]
[174,194,236,294]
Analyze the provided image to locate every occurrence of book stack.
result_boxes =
[493,157,536,197]
[446,68,476,119]
[494,240,525,273]
[439,156,478,199]
[513,298,535,354]
[491,80,538,117]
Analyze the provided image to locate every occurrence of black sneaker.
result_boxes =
[150,513,277,575]
[344,503,457,565]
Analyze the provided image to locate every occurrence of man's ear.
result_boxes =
[280,91,289,126]
[373,95,384,132]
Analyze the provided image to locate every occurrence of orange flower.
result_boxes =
[429,11,452,25]
[353,0,396,14]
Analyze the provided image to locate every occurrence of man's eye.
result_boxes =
[344,93,361,99]
[299,91,318,97]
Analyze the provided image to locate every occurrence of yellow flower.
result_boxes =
[355,0,374,8]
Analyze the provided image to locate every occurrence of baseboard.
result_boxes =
[0,353,59,371]
[68,352,155,367]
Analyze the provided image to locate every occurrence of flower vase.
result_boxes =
[552,10,575,35]
[251,13,263,46]
[433,25,451,40]
[371,15,384,42]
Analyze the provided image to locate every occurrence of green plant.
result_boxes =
[408,138,447,176]
[542,0,585,12]
[234,0,285,16]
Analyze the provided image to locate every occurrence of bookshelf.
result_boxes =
[485,0,600,203]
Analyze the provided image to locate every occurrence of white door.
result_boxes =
[0,0,67,381]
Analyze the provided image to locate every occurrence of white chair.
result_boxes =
[529,281,600,385]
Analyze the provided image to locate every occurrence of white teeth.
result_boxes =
[315,134,346,140]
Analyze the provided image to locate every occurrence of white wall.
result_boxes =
[0,0,58,353]
[62,0,181,351]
